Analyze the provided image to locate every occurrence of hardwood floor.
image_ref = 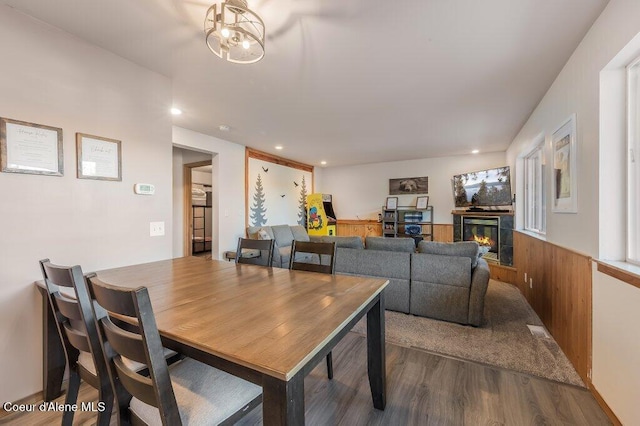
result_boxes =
[2,332,609,425]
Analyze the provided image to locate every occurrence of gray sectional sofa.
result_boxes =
[312,236,490,326]
[245,225,490,326]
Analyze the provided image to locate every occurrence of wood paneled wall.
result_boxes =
[513,231,592,384]
[336,221,454,243]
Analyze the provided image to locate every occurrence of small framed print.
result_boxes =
[416,196,429,209]
[551,114,577,213]
[76,133,122,181]
[0,117,63,176]
[386,196,398,209]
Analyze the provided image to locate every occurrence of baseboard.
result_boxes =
[589,384,622,426]
[0,390,44,419]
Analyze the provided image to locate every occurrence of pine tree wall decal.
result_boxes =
[297,175,308,227]
[250,173,267,226]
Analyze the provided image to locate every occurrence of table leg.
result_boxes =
[37,285,65,401]
[367,293,386,410]
[262,372,304,425]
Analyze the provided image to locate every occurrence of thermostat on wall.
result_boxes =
[134,183,155,195]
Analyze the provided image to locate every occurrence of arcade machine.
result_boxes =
[306,193,337,236]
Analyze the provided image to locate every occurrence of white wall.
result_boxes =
[0,6,173,403]
[505,0,640,422]
[318,152,507,224]
[172,127,246,259]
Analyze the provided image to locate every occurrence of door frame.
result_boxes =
[183,160,212,256]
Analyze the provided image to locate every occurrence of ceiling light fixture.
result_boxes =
[171,107,182,115]
[204,0,265,64]
[219,124,231,132]
[471,149,480,154]
[320,161,327,165]
[275,145,283,150]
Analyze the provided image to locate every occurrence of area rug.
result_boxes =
[351,280,585,387]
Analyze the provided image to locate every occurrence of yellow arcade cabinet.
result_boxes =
[306,193,337,236]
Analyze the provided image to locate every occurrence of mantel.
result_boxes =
[451,210,514,216]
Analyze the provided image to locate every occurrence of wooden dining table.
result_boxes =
[38,256,388,425]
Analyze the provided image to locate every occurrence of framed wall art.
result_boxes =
[76,133,122,181]
[416,196,429,209]
[551,114,577,213]
[385,197,398,209]
[0,117,63,176]
[389,176,428,195]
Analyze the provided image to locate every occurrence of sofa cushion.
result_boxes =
[335,247,410,280]
[313,235,364,249]
[417,241,480,268]
[365,237,415,253]
[257,229,271,240]
[290,225,310,242]
[411,253,471,288]
[271,225,295,247]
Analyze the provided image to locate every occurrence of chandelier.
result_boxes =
[204,0,265,64]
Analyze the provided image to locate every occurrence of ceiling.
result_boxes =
[3,0,609,167]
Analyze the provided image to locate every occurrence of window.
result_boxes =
[523,139,546,234]
[627,57,640,264]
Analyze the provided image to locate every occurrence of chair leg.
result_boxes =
[96,386,114,426]
[326,352,333,380]
[62,369,81,426]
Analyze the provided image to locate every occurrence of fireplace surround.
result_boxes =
[452,211,514,266]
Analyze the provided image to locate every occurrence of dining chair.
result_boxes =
[86,275,263,425]
[289,240,337,379]
[235,237,275,267]
[38,259,114,426]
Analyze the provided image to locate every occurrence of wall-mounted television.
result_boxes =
[452,166,512,208]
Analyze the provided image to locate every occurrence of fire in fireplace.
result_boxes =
[462,217,500,262]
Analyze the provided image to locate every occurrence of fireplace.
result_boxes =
[452,211,514,266]
[462,217,500,262]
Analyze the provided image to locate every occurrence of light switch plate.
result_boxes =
[150,221,165,236]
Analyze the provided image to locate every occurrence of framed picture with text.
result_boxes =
[385,197,398,209]
[416,196,429,209]
[0,117,63,176]
[76,133,122,181]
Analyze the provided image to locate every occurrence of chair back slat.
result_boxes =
[290,241,337,275]
[53,292,83,321]
[88,276,182,425]
[113,357,157,407]
[63,322,91,353]
[100,316,148,365]
[90,279,139,317]
[236,238,274,267]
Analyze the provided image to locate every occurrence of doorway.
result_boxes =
[172,146,214,258]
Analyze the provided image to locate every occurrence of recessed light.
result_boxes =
[471,149,479,154]
[219,125,230,132]
[275,145,283,150]
[320,161,327,165]
[170,107,182,115]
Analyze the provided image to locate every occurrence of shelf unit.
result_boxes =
[192,205,212,254]
[381,205,434,242]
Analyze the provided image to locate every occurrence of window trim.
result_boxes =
[523,133,546,235]
[627,56,640,265]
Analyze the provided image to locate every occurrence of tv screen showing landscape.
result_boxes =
[452,166,512,207]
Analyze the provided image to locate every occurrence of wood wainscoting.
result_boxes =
[336,221,455,243]
[336,220,382,240]
[513,230,592,385]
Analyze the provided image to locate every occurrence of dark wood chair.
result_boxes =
[38,259,113,426]
[289,240,337,274]
[86,276,262,425]
[289,240,337,378]
[235,237,275,266]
